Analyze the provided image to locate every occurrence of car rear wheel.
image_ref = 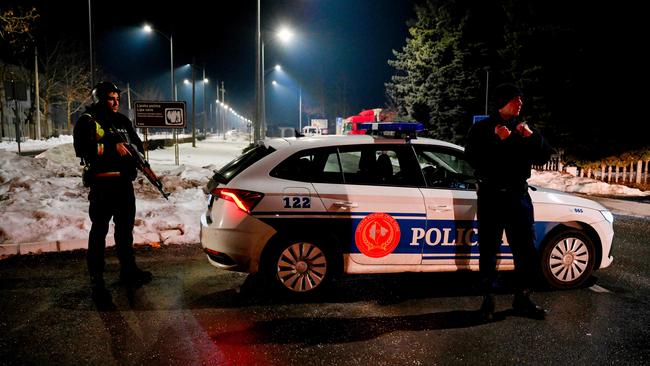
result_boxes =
[541,229,596,289]
[269,240,331,294]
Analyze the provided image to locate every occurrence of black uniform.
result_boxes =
[73,104,145,283]
[465,113,553,292]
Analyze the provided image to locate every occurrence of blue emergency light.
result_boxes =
[358,122,425,140]
[358,122,424,132]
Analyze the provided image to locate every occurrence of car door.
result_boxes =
[311,144,427,266]
[413,144,489,270]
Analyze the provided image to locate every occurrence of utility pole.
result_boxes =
[221,81,226,140]
[484,70,489,115]
[202,66,207,138]
[254,0,262,142]
[299,86,302,131]
[34,46,41,140]
[191,59,196,147]
[10,79,22,155]
[88,0,94,89]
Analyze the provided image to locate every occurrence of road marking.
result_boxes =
[589,284,611,293]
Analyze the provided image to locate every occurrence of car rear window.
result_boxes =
[212,145,275,184]
[270,147,342,183]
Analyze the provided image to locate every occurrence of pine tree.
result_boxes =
[386,0,490,144]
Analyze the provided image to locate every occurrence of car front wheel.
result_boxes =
[540,229,596,289]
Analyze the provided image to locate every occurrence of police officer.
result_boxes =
[465,83,553,321]
[73,81,152,306]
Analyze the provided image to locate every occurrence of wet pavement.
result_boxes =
[1,215,649,365]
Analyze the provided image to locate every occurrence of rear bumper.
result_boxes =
[200,208,276,273]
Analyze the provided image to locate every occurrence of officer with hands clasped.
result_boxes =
[465,83,554,321]
[73,81,152,307]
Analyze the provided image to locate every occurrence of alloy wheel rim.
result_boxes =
[277,242,327,292]
[549,237,589,282]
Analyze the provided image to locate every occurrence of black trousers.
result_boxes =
[477,188,539,292]
[87,178,136,280]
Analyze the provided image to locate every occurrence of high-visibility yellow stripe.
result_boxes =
[95,121,104,140]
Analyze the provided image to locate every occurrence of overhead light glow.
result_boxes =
[277,27,294,43]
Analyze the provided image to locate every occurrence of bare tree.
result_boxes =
[39,41,91,135]
[60,56,91,132]
[1,6,39,137]
[0,6,39,49]
[39,42,64,136]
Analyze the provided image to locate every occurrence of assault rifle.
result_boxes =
[113,128,170,200]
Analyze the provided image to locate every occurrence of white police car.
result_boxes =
[200,123,614,295]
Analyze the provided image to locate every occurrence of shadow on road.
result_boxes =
[210,309,505,345]
[191,270,580,309]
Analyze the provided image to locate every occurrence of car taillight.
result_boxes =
[211,188,264,213]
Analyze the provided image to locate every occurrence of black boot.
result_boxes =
[90,277,115,310]
[479,294,495,322]
[119,266,152,288]
[512,290,546,320]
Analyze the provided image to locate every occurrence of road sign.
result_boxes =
[134,101,186,128]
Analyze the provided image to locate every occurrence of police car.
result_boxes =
[200,122,614,295]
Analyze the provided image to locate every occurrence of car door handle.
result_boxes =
[333,201,358,208]
[428,205,452,212]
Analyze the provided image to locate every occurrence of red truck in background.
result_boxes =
[342,109,377,135]
[342,108,397,134]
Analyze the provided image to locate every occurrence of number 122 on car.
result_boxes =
[283,196,311,208]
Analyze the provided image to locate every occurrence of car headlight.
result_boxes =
[600,210,614,224]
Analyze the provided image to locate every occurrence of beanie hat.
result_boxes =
[494,83,523,109]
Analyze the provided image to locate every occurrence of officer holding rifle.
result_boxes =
[73,81,154,307]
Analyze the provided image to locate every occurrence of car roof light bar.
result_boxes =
[359,122,424,140]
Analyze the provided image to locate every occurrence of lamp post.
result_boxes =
[202,67,208,138]
[182,62,208,147]
[143,24,174,101]
[143,23,177,163]
[271,80,302,131]
[254,3,295,142]
[255,0,262,142]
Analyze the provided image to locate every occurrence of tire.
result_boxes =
[266,239,333,296]
[540,229,596,289]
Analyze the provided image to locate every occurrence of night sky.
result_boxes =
[14,0,417,128]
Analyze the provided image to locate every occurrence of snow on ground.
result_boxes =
[529,170,650,197]
[0,135,74,152]
[0,135,248,246]
[0,134,648,247]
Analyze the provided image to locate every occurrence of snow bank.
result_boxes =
[529,170,650,197]
[0,137,247,245]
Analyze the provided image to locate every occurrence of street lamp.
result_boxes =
[142,24,174,100]
[180,63,208,147]
[202,69,208,138]
[271,80,302,131]
[254,7,297,142]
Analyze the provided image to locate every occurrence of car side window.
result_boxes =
[338,145,421,186]
[414,146,476,190]
[270,147,343,183]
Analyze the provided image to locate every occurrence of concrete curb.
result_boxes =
[0,234,172,259]
[0,238,110,258]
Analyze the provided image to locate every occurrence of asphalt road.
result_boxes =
[1,215,649,365]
